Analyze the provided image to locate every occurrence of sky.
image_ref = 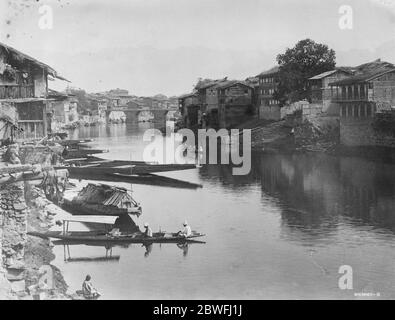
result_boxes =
[1,0,395,96]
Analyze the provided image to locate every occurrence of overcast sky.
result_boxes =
[1,0,395,96]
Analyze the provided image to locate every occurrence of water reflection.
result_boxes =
[57,241,197,262]
[198,151,395,239]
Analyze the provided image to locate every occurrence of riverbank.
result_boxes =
[0,182,70,300]
[0,144,71,300]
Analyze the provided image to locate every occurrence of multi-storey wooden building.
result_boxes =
[217,81,254,128]
[0,42,67,141]
[256,66,280,120]
[194,78,228,128]
[178,93,200,129]
[329,59,395,146]
[308,68,353,115]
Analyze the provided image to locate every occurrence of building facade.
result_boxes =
[217,81,254,128]
[256,66,281,120]
[0,42,67,142]
[47,90,79,131]
[308,69,352,115]
[178,93,200,129]
[330,61,395,146]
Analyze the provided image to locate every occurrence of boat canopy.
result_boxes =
[62,216,118,225]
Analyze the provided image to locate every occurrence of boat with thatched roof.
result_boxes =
[61,183,142,216]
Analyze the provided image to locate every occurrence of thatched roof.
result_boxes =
[73,183,138,208]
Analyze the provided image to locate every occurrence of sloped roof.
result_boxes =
[194,77,228,90]
[308,68,353,80]
[0,42,69,82]
[257,66,280,77]
[215,80,253,90]
[178,92,197,99]
[47,89,69,100]
[330,59,395,85]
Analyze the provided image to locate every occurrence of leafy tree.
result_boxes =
[66,88,92,114]
[274,39,336,105]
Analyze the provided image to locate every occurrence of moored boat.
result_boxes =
[61,183,142,216]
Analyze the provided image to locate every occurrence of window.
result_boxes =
[353,105,359,117]
[341,106,346,117]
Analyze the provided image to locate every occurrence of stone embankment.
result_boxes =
[0,144,70,300]
[238,114,340,153]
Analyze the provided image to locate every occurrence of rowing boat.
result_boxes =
[28,230,206,243]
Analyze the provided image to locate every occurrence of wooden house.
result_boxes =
[217,81,254,128]
[256,66,280,120]
[0,42,68,142]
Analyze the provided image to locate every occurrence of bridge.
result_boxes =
[106,106,170,127]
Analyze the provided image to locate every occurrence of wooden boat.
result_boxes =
[56,163,196,175]
[61,183,142,216]
[28,230,205,243]
[68,171,202,189]
[28,216,205,244]
[56,139,93,147]
[65,157,149,167]
[63,149,109,159]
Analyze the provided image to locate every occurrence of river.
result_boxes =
[52,122,395,299]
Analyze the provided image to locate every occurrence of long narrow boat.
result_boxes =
[68,172,203,189]
[63,149,110,159]
[56,163,196,175]
[28,230,205,243]
[56,139,94,147]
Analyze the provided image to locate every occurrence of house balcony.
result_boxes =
[0,84,34,100]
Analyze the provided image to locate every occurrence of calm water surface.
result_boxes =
[52,122,395,299]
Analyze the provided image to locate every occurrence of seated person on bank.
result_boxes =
[82,275,100,299]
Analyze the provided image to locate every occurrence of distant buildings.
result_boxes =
[47,90,78,131]
[179,78,256,129]
[178,58,395,149]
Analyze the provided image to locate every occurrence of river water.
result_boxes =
[52,122,395,299]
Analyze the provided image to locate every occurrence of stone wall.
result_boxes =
[0,182,28,293]
[340,115,395,147]
[259,105,281,120]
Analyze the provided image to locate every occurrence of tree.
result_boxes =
[274,39,336,105]
[66,88,92,114]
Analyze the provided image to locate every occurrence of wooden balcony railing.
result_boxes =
[0,84,34,99]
